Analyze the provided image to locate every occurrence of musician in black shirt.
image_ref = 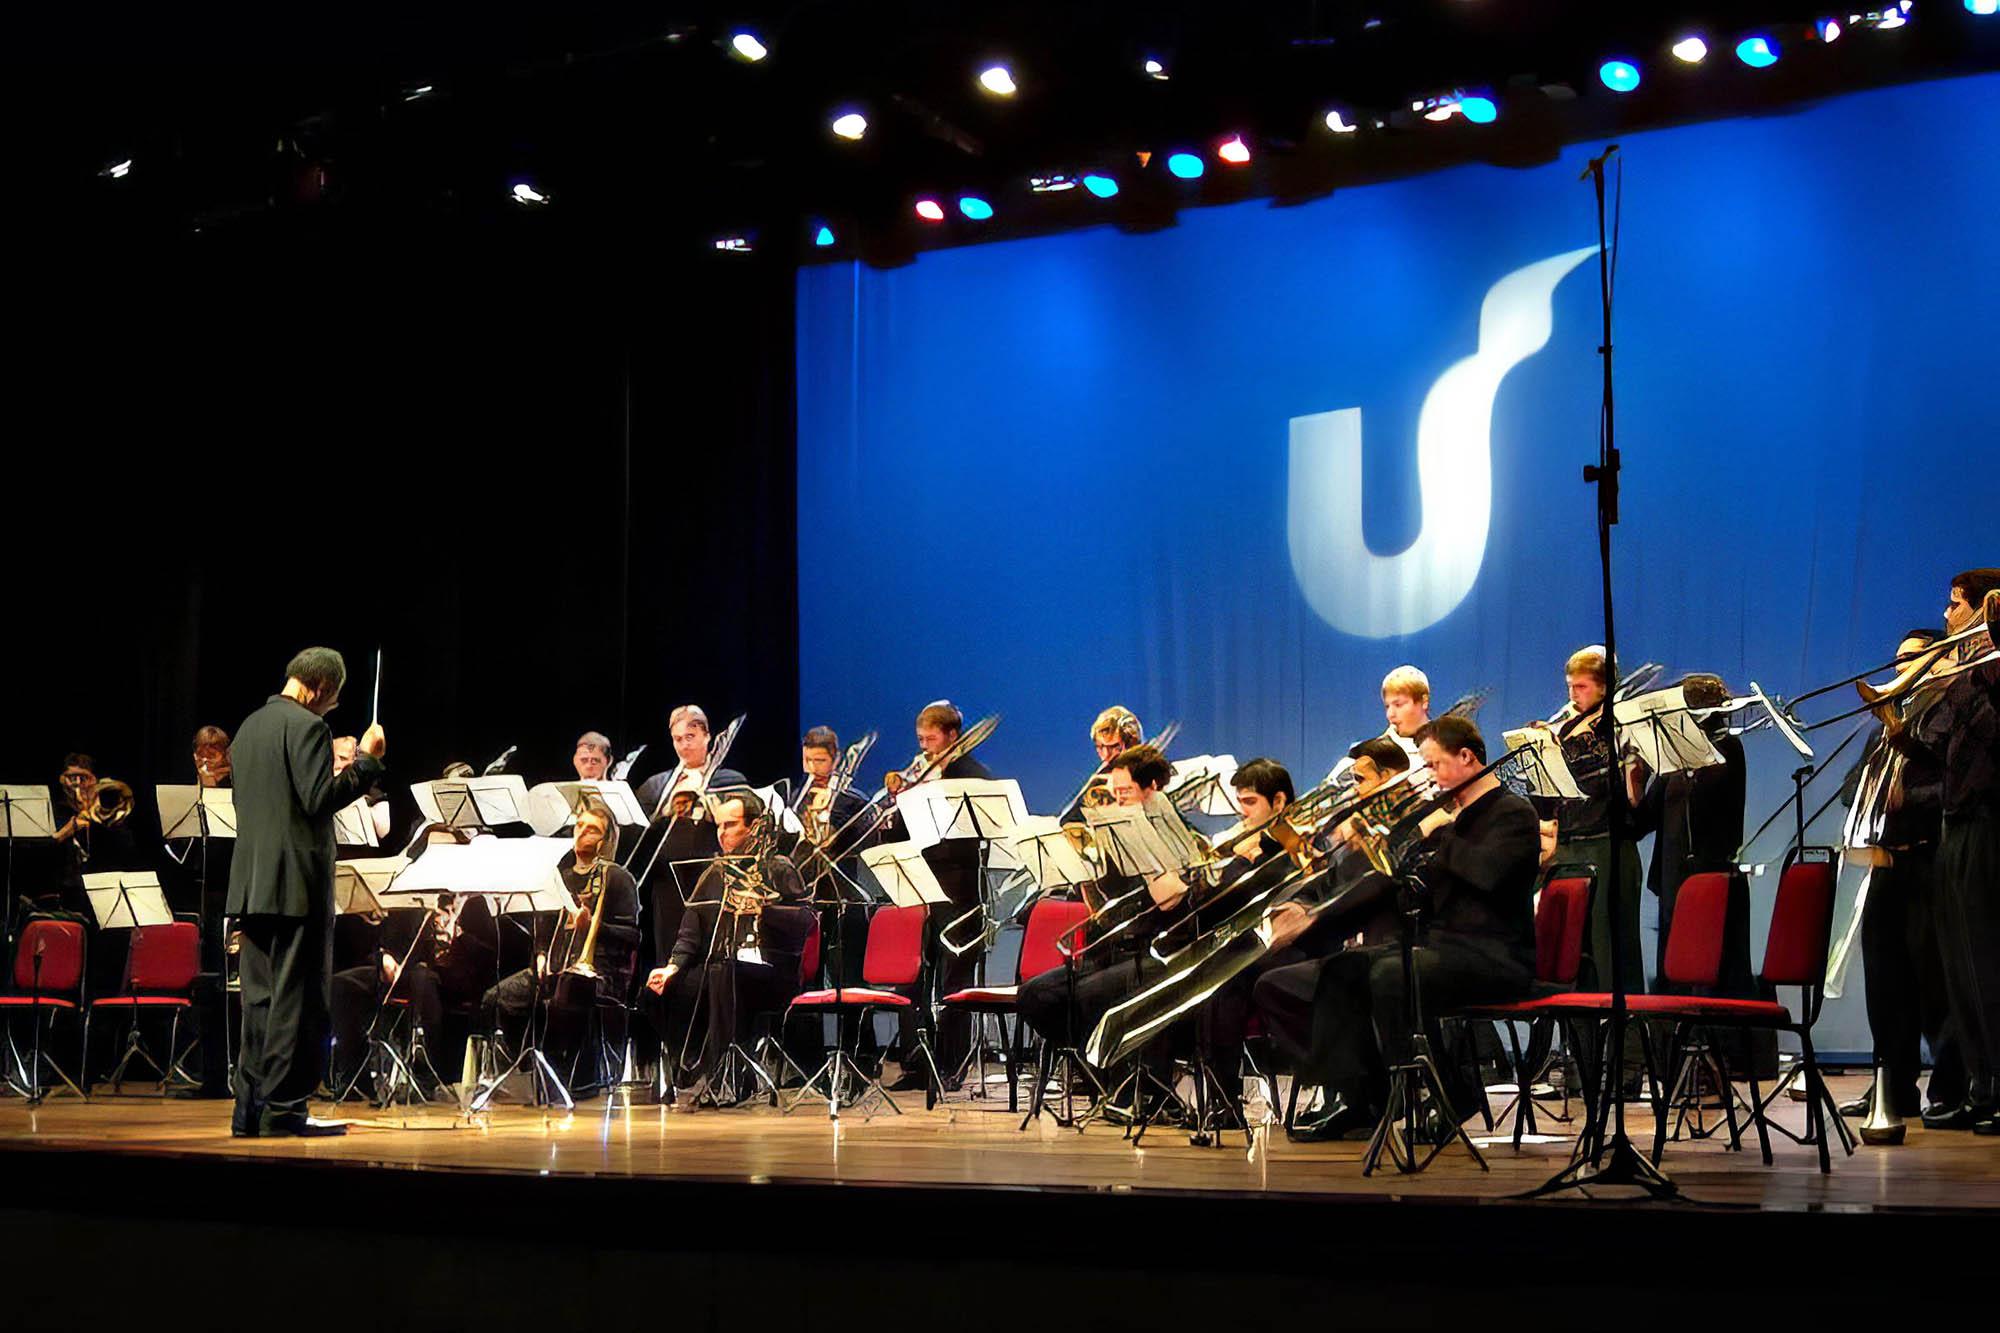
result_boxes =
[879,702,994,1092]
[329,891,495,1097]
[1292,717,1539,1142]
[647,789,814,1101]
[1888,575,2000,1132]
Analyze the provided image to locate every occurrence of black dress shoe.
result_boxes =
[1973,1111,2000,1136]
[1838,1086,1872,1118]
[1921,1100,1980,1131]
[1287,1096,1375,1143]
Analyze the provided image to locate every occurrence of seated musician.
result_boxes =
[1015,744,1184,1064]
[193,725,233,788]
[50,753,141,906]
[1062,705,1145,820]
[642,789,813,1103]
[572,731,613,781]
[879,701,994,1093]
[329,889,496,1099]
[1288,717,1540,1142]
[1244,742,1413,1066]
[481,801,641,1095]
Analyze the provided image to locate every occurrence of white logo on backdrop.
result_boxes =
[1287,245,1599,638]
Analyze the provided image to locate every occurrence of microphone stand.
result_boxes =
[1526,145,1678,1200]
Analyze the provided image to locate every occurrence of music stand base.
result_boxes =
[1361,1051,1490,1177]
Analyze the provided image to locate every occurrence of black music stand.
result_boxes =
[1361,886,1491,1176]
[0,786,55,960]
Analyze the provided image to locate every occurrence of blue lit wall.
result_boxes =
[798,75,2000,1051]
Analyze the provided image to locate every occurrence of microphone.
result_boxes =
[1578,142,1620,181]
[483,745,518,776]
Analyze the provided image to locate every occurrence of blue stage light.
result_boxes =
[1167,152,1205,179]
[814,225,836,247]
[1969,0,1998,15]
[1459,96,1498,124]
[958,196,994,220]
[1736,36,1779,68]
[1599,61,1641,93]
[1082,174,1119,198]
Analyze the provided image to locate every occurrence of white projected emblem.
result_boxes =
[1287,245,1598,638]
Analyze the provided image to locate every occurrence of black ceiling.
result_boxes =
[18,2,2000,265]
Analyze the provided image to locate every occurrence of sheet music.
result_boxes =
[411,775,531,829]
[1502,727,1585,800]
[525,779,649,837]
[895,777,1029,847]
[333,797,381,848]
[1084,802,1178,878]
[860,840,951,906]
[1613,687,1725,775]
[379,833,574,911]
[333,855,413,915]
[0,785,58,839]
[157,785,238,840]
[1140,790,1205,870]
[81,871,172,928]
[1006,815,1098,890]
[1164,754,1243,817]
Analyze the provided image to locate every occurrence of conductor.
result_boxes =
[226,647,386,1137]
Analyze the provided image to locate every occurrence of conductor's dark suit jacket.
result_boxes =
[226,694,385,920]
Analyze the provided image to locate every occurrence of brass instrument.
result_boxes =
[90,779,135,827]
[804,730,877,848]
[563,860,611,980]
[825,713,1001,850]
[1061,720,1182,816]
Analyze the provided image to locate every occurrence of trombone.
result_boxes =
[1781,609,1996,732]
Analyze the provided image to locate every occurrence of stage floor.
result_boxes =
[4,1070,1994,1213]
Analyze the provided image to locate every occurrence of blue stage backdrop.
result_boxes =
[797,75,1999,1052]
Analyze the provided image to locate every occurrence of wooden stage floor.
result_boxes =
[5,1070,1995,1214]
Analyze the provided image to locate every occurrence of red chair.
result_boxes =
[784,904,934,1113]
[85,920,202,1093]
[941,895,1092,1114]
[0,918,89,1100]
[1450,872,1595,1146]
[1538,852,1851,1173]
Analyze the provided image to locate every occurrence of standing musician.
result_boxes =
[481,801,640,1095]
[644,789,813,1101]
[226,647,385,1138]
[50,753,140,903]
[1534,645,1644,1000]
[793,726,872,979]
[1063,705,1145,820]
[1840,629,1963,1121]
[632,704,748,968]
[1887,572,2000,1134]
[1289,717,1540,1142]
[634,705,747,817]
[571,731,614,781]
[193,726,233,788]
[880,701,994,1092]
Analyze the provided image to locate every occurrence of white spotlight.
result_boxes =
[101,159,133,179]
[1143,58,1168,80]
[1324,109,1359,134]
[831,111,868,140]
[1671,35,1710,62]
[730,33,768,62]
[978,65,1017,96]
[511,183,549,205]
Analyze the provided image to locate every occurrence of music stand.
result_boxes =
[857,840,951,1101]
[334,798,383,849]
[1502,729,1586,802]
[82,871,173,930]
[898,778,1028,1097]
[386,836,577,1113]
[0,786,55,955]
[1614,688,1726,778]
[1008,817,1109,1129]
[412,776,531,832]
[524,780,648,838]
[1165,756,1243,819]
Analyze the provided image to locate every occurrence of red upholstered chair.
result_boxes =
[1450,872,1595,1146]
[85,919,202,1093]
[940,895,1092,1114]
[1,918,89,1100]
[784,904,934,1112]
[1536,851,1851,1173]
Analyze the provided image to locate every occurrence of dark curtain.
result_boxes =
[2,207,799,886]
